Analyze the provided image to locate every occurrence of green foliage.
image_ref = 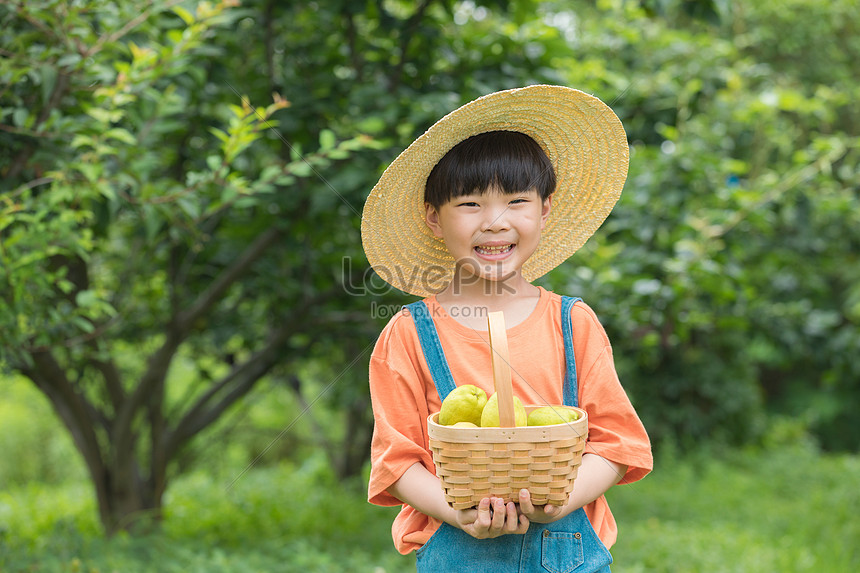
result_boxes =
[0,456,413,573]
[1,0,384,531]
[538,0,860,451]
[607,437,860,571]
[2,443,858,572]
[1,0,859,538]
[0,376,86,486]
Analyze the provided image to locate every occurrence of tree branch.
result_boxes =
[342,9,364,83]
[165,322,295,458]
[285,372,337,467]
[84,0,185,58]
[164,279,360,459]
[177,226,282,331]
[22,350,106,484]
[388,0,434,92]
[112,332,180,469]
[89,355,125,414]
[114,225,281,464]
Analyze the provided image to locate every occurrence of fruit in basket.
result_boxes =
[527,406,580,426]
[451,421,479,428]
[480,392,527,427]
[439,384,488,426]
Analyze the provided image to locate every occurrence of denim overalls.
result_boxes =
[407,297,613,573]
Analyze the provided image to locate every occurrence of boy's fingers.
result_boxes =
[490,498,506,530]
[476,497,492,528]
[517,514,530,534]
[504,502,519,532]
[518,489,534,513]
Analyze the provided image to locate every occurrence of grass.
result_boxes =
[1,444,858,572]
[0,454,415,573]
[607,442,860,572]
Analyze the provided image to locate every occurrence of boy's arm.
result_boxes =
[518,453,627,523]
[388,462,529,539]
[569,453,628,510]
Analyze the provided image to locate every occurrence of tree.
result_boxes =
[1,0,568,534]
[0,0,380,533]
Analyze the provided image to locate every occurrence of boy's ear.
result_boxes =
[540,195,553,230]
[425,203,444,238]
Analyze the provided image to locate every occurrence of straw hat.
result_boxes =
[361,84,629,297]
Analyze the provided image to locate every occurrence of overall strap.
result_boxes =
[561,296,582,408]
[405,301,458,401]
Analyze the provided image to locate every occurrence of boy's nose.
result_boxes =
[481,207,511,232]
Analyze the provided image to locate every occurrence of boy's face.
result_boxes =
[424,187,552,286]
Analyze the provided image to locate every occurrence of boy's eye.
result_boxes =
[509,198,528,204]
[456,201,480,207]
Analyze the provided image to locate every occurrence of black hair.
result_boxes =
[424,130,556,208]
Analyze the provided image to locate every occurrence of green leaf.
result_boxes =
[177,196,201,220]
[209,127,229,143]
[76,162,102,182]
[289,161,313,177]
[39,65,57,106]
[326,148,349,160]
[206,155,222,171]
[104,128,137,146]
[56,53,82,69]
[75,290,99,308]
[319,129,336,150]
[12,108,29,127]
[71,135,95,149]
[173,5,196,25]
[72,316,95,333]
[86,107,123,125]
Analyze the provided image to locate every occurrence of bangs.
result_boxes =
[424,131,556,208]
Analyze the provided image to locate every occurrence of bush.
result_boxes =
[2,439,857,572]
[0,375,86,487]
[607,428,860,571]
[540,0,860,451]
[0,454,414,573]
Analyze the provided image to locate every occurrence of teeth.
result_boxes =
[476,244,512,254]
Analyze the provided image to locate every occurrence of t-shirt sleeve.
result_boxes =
[573,303,653,484]
[367,312,436,507]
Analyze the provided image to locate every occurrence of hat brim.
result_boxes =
[361,85,629,297]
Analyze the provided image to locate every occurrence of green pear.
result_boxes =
[527,406,580,426]
[480,392,527,427]
[451,421,479,428]
[439,384,488,426]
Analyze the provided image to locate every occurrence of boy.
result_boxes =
[362,85,652,572]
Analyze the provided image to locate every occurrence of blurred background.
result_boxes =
[1,0,858,571]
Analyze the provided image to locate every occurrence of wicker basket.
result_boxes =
[427,311,588,510]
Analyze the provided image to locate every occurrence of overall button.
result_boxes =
[574,532,581,539]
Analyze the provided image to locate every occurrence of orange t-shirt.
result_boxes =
[367,287,653,554]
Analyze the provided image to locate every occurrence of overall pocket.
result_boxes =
[540,530,584,573]
[538,507,613,573]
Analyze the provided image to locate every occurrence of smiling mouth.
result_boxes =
[474,244,514,256]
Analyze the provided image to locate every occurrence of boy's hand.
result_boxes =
[517,489,566,524]
[456,497,529,539]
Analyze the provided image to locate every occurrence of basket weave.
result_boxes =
[427,407,587,509]
[427,310,588,510]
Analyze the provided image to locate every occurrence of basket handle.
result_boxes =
[487,311,516,427]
